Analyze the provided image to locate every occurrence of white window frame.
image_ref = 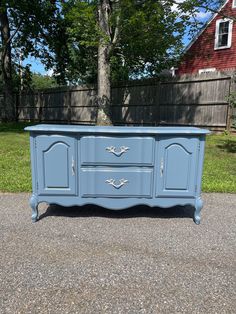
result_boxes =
[199,68,216,74]
[214,19,233,50]
[233,0,236,9]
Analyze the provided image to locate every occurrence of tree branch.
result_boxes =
[7,22,22,45]
[198,4,236,22]
[2,22,23,63]
[170,0,236,22]
[112,12,120,45]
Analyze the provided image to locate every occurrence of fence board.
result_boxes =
[159,78,231,105]
[71,106,97,122]
[159,104,227,126]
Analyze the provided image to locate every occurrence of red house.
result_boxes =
[177,0,236,75]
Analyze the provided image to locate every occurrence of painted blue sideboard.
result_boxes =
[25,125,210,224]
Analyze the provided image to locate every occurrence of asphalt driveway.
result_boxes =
[0,193,235,314]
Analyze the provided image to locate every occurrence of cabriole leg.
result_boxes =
[30,194,39,223]
[194,197,203,225]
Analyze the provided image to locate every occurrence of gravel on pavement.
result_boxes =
[0,192,235,314]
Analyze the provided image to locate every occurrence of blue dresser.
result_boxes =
[25,125,210,224]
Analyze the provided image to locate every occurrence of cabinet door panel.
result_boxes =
[36,135,76,195]
[156,137,198,197]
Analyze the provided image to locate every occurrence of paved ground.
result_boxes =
[0,193,235,314]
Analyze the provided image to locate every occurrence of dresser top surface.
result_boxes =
[25,124,210,135]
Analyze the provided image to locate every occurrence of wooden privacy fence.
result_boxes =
[6,73,236,130]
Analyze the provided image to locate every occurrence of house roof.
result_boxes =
[183,0,230,53]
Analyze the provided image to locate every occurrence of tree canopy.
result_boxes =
[43,0,230,84]
[0,0,232,122]
[0,0,60,120]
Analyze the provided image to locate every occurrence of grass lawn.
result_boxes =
[202,132,236,193]
[0,122,235,193]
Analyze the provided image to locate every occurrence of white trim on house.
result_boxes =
[233,0,236,8]
[214,18,233,49]
[198,68,216,74]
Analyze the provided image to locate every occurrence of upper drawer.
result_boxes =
[81,136,154,165]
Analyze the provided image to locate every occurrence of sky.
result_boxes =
[23,5,212,76]
[23,57,48,75]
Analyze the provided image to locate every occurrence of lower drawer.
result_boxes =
[81,168,153,198]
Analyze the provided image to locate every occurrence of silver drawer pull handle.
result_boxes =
[160,158,164,177]
[72,156,75,176]
[105,178,128,189]
[106,146,129,157]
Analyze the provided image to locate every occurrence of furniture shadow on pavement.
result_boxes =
[38,204,194,221]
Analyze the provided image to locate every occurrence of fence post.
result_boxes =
[156,81,161,125]
[67,89,71,124]
[39,91,43,122]
[0,93,3,121]
[15,93,19,122]
[226,75,236,131]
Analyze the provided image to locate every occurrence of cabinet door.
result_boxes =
[36,135,76,195]
[156,137,198,197]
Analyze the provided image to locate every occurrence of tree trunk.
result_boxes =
[0,6,15,121]
[97,0,112,126]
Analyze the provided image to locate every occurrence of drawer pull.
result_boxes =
[72,156,75,176]
[160,158,164,177]
[105,178,128,189]
[106,146,129,157]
